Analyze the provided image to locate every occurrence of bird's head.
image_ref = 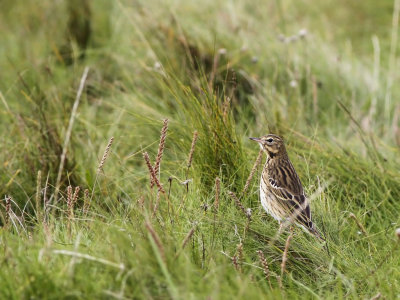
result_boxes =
[249,134,286,158]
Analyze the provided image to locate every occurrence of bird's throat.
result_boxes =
[267,150,288,160]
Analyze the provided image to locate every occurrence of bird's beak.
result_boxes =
[249,137,261,143]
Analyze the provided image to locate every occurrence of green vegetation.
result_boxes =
[1,0,400,298]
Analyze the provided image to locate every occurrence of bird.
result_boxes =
[250,134,323,240]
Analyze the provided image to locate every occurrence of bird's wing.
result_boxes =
[264,161,313,227]
[265,161,304,201]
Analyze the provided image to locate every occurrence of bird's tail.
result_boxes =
[306,221,325,242]
[309,227,325,242]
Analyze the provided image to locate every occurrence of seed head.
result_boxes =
[187,131,199,168]
[152,119,169,188]
[98,137,114,172]
[214,177,221,211]
[143,152,165,193]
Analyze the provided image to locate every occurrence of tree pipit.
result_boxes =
[250,134,323,240]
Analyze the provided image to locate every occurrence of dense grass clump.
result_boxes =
[0,0,400,298]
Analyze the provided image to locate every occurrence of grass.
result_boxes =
[0,0,400,298]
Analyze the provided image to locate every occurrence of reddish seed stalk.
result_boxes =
[214,177,220,211]
[72,186,80,205]
[143,152,165,193]
[232,255,239,271]
[66,186,79,221]
[66,185,77,220]
[43,173,50,224]
[35,170,42,221]
[181,227,195,250]
[83,188,90,213]
[67,186,73,209]
[236,243,243,272]
[145,221,166,262]
[281,233,293,278]
[228,191,251,221]
[43,221,52,247]
[152,119,169,188]
[187,131,199,168]
[98,137,114,172]
[174,226,196,260]
[137,195,145,210]
[222,96,231,120]
[5,195,11,226]
[349,213,368,235]
[242,149,263,195]
[257,250,272,288]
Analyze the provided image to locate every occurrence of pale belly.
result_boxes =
[260,176,283,222]
[260,175,313,233]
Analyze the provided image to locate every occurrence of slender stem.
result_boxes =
[54,67,89,203]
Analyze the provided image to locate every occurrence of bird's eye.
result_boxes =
[267,138,273,143]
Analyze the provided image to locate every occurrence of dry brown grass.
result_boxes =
[257,250,272,288]
[228,191,251,221]
[145,220,166,262]
[281,233,293,280]
[143,152,165,193]
[98,137,114,172]
[214,177,221,211]
[152,119,169,188]
[187,130,199,169]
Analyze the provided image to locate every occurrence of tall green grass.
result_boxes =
[0,0,399,298]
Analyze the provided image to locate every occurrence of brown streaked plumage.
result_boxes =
[250,134,323,239]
